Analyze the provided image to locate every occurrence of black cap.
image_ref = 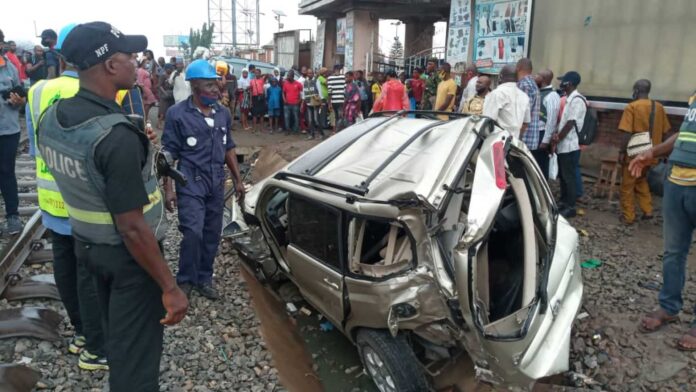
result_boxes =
[333,64,342,71]
[40,29,57,40]
[61,22,148,70]
[558,71,581,86]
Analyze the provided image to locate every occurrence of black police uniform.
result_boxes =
[56,89,166,391]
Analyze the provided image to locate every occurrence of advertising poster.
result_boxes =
[473,0,530,73]
[336,17,346,55]
[446,0,472,73]
[344,13,354,70]
[314,21,325,69]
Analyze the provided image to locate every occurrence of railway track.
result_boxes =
[0,135,62,390]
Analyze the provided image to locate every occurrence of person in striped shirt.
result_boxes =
[327,64,346,133]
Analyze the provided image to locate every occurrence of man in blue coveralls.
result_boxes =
[162,59,245,300]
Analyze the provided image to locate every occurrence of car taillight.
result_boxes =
[492,141,506,189]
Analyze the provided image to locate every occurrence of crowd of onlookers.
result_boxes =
[0,24,670,225]
[217,56,588,218]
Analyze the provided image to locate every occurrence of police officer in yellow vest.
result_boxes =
[26,23,107,371]
[632,97,696,351]
[36,22,188,391]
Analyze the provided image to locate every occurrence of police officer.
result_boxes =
[162,59,245,300]
[632,97,696,351]
[27,23,107,370]
[36,22,188,391]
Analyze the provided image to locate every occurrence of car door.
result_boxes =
[452,133,583,387]
[285,194,345,327]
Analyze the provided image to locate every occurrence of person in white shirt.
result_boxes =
[457,64,479,112]
[537,69,561,180]
[169,59,191,103]
[551,71,586,218]
[482,64,530,138]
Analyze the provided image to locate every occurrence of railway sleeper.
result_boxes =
[2,274,60,301]
[0,307,62,341]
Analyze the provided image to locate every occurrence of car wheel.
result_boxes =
[356,329,429,392]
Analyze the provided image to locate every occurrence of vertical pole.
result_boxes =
[256,0,260,47]
[232,0,237,47]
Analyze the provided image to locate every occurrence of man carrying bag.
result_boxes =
[618,79,671,225]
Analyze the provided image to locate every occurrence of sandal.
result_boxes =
[638,308,679,333]
[676,328,696,351]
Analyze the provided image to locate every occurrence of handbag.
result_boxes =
[626,100,655,157]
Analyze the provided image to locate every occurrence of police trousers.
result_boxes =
[176,168,225,285]
[75,240,164,392]
[52,231,105,356]
[0,133,19,217]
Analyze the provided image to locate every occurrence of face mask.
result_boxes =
[198,93,218,107]
[438,71,446,79]
[631,90,639,100]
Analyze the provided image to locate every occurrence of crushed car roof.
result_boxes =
[283,115,493,207]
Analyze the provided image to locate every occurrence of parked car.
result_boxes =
[232,111,584,391]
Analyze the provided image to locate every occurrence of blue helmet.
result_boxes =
[185,59,220,81]
[56,23,78,51]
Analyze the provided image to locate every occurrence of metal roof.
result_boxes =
[284,114,489,206]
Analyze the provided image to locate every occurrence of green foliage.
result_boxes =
[187,22,216,55]
[389,37,404,66]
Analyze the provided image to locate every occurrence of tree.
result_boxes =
[389,36,404,66]
[187,22,215,56]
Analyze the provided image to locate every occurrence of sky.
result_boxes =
[2,0,443,59]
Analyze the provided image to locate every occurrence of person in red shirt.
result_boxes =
[249,68,266,133]
[282,70,303,133]
[5,41,27,82]
[409,68,425,110]
[372,69,409,112]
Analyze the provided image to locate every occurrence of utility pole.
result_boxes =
[232,0,237,48]
[256,0,260,47]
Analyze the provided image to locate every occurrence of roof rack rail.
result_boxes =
[357,120,447,193]
[369,110,471,120]
[274,171,368,196]
[279,112,477,198]
[305,110,407,176]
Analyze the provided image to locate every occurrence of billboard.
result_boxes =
[446,0,472,72]
[314,21,325,69]
[336,17,346,55]
[163,35,190,48]
[473,0,531,73]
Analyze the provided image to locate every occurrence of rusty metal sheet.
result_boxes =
[251,148,289,183]
[0,307,62,341]
[0,364,40,392]
[2,275,60,301]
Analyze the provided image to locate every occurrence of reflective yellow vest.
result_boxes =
[28,75,79,218]
[29,80,133,218]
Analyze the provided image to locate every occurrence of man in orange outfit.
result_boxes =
[618,79,671,225]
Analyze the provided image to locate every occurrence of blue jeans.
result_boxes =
[284,104,300,133]
[659,180,696,321]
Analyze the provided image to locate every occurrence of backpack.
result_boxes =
[570,95,598,145]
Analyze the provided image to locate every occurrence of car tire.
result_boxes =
[356,328,430,392]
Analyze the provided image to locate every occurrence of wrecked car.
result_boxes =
[232,111,584,391]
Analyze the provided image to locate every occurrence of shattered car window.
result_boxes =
[288,196,341,269]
